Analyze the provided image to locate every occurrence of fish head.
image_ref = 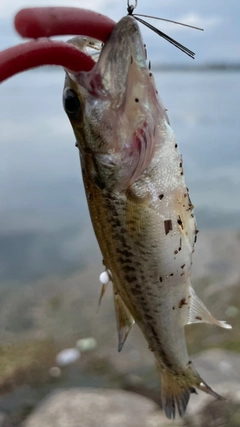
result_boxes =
[63,16,169,190]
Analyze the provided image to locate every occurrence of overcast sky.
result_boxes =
[0,0,239,63]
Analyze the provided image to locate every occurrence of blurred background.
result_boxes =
[0,0,240,426]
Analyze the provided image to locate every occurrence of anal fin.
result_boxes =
[187,287,232,329]
[113,290,135,352]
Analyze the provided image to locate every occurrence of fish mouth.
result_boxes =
[75,16,148,103]
[95,16,147,96]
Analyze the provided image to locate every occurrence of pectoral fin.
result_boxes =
[113,291,135,352]
[98,270,111,311]
[187,287,232,329]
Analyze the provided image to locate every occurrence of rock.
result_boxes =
[185,349,240,425]
[23,388,176,427]
[55,348,80,367]
[76,337,97,352]
[193,348,240,386]
[0,412,7,427]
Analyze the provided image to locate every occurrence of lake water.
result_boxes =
[0,70,239,282]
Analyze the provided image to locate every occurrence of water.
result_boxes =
[0,69,239,282]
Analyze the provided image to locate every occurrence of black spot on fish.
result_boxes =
[122,265,136,273]
[175,143,178,148]
[120,227,127,234]
[195,316,202,321]
[116,248,133,258]
[135,98,139,102]
[124,275,136,284]
[177,216,184,229]
[181,264,185,269]
[178,298,188,308]
[164,219,172,235]
[159,277,163,283]
[112,217,121,227]
[149,325,160,343]
[134,261,142,267]
[174,250,178,255]
[194,235,197,243]
[145,314,154,320]
[172,306,175,310]
[118,257,130,265]
[117,235,132,250]
[169,273,174,277]
[131,288,142,296]
[159,194,164,200]
[179,238,182,251]
[94,174,105,190]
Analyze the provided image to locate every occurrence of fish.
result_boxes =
[62,15,231,419]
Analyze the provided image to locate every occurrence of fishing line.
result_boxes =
[127,0,203,59]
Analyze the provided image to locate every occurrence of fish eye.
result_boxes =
[63,88,81,120]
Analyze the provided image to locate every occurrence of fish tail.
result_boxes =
[157,361,224,419]
[159,367,192,419]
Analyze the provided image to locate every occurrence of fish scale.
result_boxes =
[63,14,231,419]
[83,160,193,364]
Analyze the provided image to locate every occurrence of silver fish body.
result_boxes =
[63,15,231,418]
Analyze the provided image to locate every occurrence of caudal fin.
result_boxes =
[159,368,194,419]
[158,362,223,419]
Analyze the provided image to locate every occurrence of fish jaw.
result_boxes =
[63,16,169,191]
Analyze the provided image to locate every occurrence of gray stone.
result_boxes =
[23,388,176,427]
[0,412,7,427]
[185,349,240,422]
[193,348,240,386]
